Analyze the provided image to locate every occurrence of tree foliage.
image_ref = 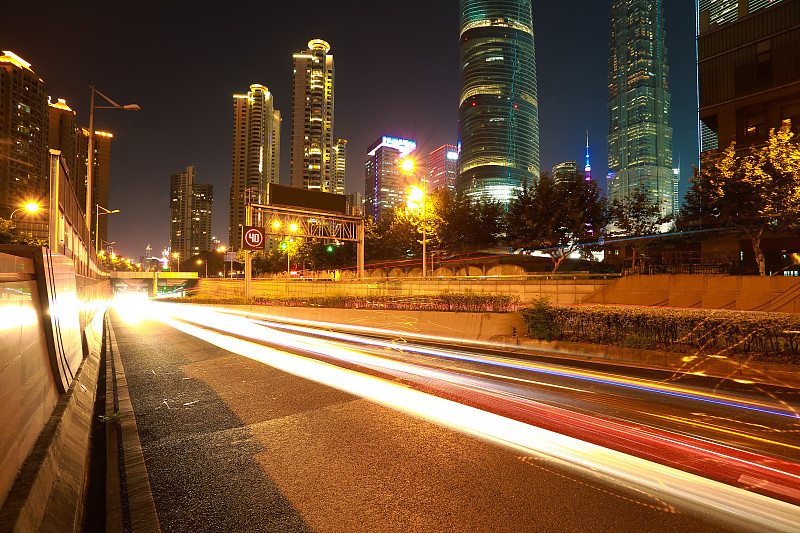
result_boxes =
[680,124,800,275]
[0,218,47,246]
[507,173,608,272]
[608,185,670,268]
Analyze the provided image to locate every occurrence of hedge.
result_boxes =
[521,299,800,363]
[252,291,520,313]
[160,291,520,313]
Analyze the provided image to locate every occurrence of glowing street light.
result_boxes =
[197,258,207,278]
[10,202,40,219]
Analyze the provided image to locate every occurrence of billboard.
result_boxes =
[266,183,346,214]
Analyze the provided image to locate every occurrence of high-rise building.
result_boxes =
[607,0,674,220]
[48,98,77,179]
[428,145,458,191]
[75,128,113,246]
[457,0,540,205]
[698,0,788,28]
[0,51,48,218]
[364,136,416,222]
[672,166,681,215]
[698,0,799,154]
[551,161,579,185]
[229,84,280,251]
[170,165,213,259]
[345,191,363,217]
[332,138,347,195]
[291,39,335,192]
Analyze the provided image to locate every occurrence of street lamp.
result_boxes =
[9,202,41,220]
[400,168,428,279]
[217,246,227,278]
[197,258,207,278]
[172,252,179,272]
[86,85,139,234]
[95,204,119,254]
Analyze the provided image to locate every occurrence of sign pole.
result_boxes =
[245,204,252,301]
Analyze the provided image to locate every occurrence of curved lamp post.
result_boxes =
[86,85,139,236]
[10,202,41,220]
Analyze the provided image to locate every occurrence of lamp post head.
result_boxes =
[24,202,40,213]
[123,104,140,111]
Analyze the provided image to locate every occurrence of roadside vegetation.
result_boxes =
[160,290,520,313]
[521,298,800,363]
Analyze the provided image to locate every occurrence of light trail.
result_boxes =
[183,304,799,419]
[122,302,800,532]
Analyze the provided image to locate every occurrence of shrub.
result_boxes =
[520,304,800,363]
[520,298,560,341]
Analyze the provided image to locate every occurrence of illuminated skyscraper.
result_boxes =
[607,0,674,220]
[48,98,77,179]
[364,136,416,222]
[698,0,787,28]
[0,51,48,217]
[229,84,280,250]
[291,39,335,192]
[170,165,213,259]
[75,128,113,246]
[457,0,539,205]
[698,0,799,154]
[332,138,347,195]
[428,145,458,191]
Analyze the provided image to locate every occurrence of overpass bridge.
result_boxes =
[112,270,199,297]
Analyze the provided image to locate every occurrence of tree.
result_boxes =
[0,218,47,246]
[432,189,503,254]
[507,173,608,273]
[682,124,800,275]
[608,185,670,268]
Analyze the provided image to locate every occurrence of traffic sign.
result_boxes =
[241,226,266,250]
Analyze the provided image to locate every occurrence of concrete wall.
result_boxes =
[584,274,800,313]
[197,276,614,305]
[0,252,57,507]
[0,247,112,530]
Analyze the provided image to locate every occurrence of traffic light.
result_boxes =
[326,245,334,252]
[280,242,288,250]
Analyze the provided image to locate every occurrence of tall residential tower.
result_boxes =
[607,0,674,220]
[229,84,280,250]
[291,39,336,192]
[457,0,539,205]
[0,51,48,217]
[170,165,213,260]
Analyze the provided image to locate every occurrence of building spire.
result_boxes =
[584,130,591,181]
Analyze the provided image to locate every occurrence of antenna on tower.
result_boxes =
[584,130,592,181]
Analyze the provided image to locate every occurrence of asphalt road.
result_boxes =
[108,305,779,532]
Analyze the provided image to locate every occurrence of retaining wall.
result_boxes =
[0,246,112,532]
[584,274,800,313]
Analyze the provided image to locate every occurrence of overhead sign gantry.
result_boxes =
[242,185,364,298]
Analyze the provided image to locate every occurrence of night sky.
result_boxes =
[4,0,698,260]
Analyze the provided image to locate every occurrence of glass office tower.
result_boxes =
[457,0,539,206]
[607,0,674,221]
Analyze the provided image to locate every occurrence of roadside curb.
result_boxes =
[105,313,161,533]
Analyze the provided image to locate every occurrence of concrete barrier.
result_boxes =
[209,304,800,389]
[0,246,112,532]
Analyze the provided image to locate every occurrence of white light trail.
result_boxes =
[140,302,800,532]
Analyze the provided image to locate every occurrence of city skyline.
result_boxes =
[3,0,699,259]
